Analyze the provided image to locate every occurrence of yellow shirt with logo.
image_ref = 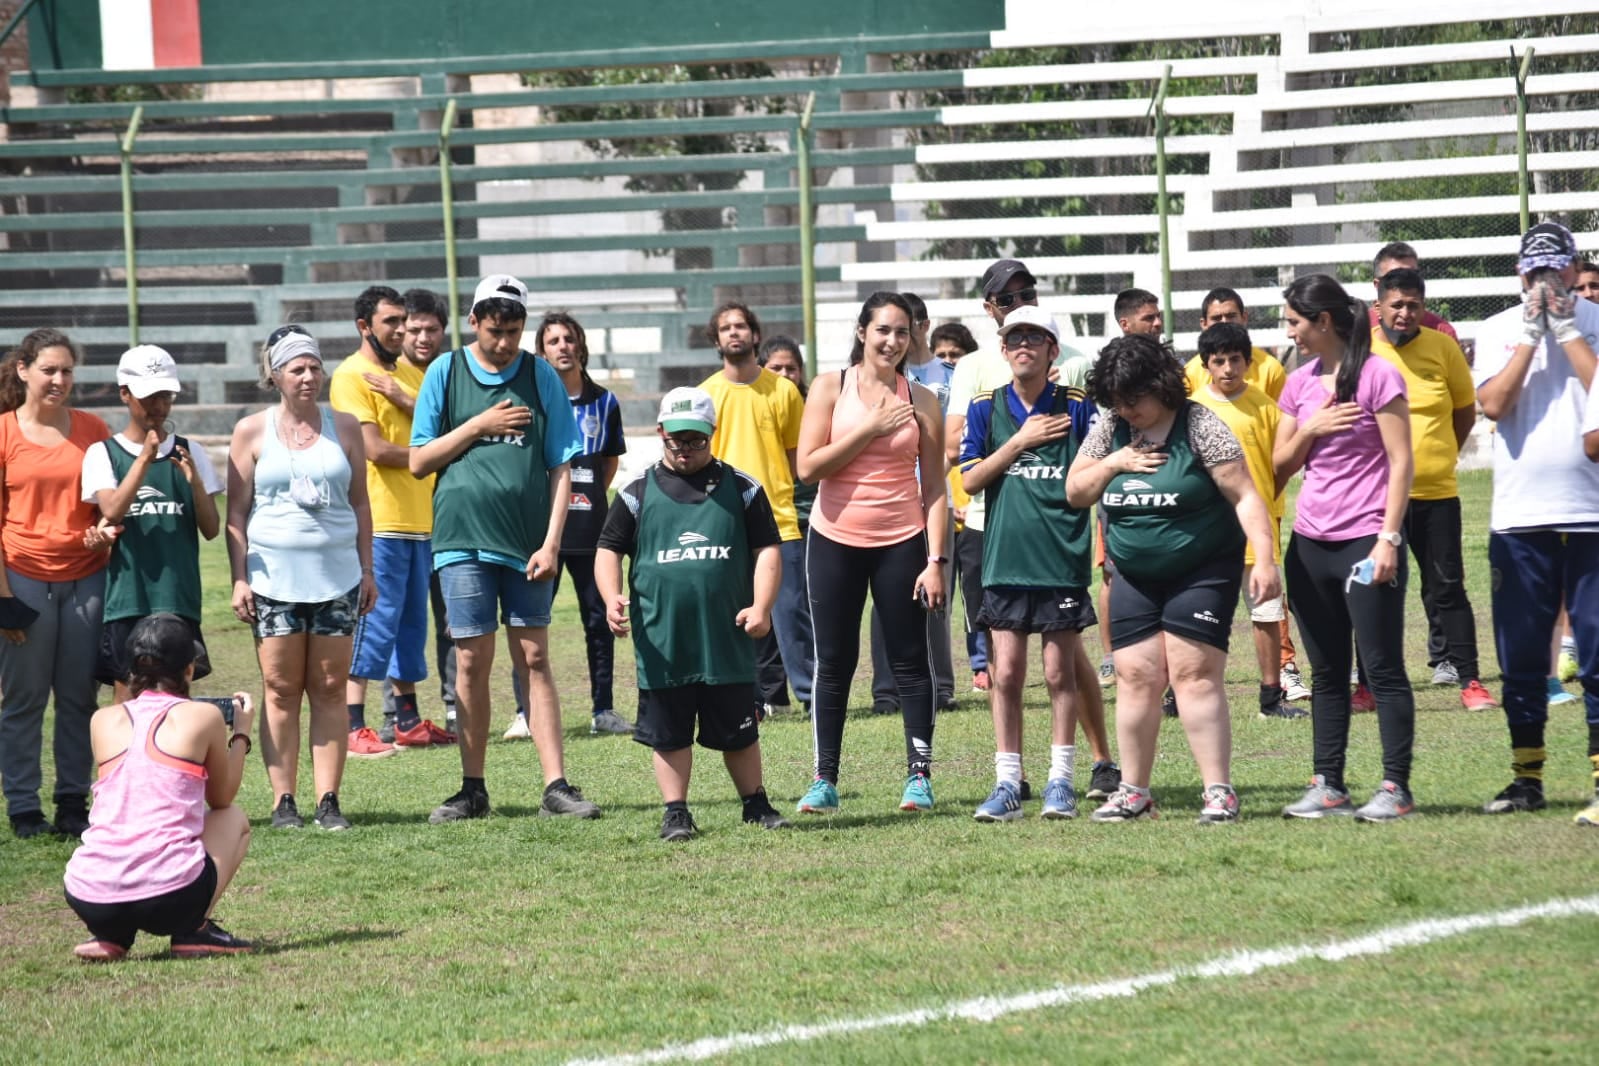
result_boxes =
[1184,348,1287,401]
[1369,326,1475,501]
[330,354,433,535]
[1189,381,1282,564]
[699,368,804,541]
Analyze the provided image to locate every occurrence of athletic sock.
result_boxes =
[1049,744,1075,784]
[994,752,1022,788]
[1259,683,1283,709]
[906,734,932,779]
[1562,635,1577,655]
[394,692,421,732]
[1124,783,1151,799]
[1511,746,1547,783]
[346,703,366,731]
[463,776,487,796]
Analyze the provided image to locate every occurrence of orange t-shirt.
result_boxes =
[0,410,112,581]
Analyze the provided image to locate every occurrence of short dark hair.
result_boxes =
[1114,288,1159,323]
[1373,241,1420,277]
[1576,257,1598,276]
[929,322,979,355]
[1200,287,1245,319]
[470,297,527,326]
[900,292,928,323]
[758,334,800,367]
[1376,267,1426,298]
[354,285,403,326]
[1088,334,1187,411]
[1197,322,1253,365]
[402,288,449,328]
[708,302,762,350]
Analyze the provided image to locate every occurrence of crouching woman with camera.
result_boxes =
[63,614,255,960]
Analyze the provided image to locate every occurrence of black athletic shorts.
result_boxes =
[1108,553,1242,653]
[634,682,760,753]
[97,616,212,686]
[976,586,1097,634]
[65,853,217,950]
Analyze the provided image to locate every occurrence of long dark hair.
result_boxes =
[0,328,78,415]
[848,291,915,373]
[1283,273,1371,403]
[535,311,595,392]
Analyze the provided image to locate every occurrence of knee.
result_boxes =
[524,644,550,674]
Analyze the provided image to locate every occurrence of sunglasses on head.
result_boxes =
[989,288,1038,309]
[266,324,311,348]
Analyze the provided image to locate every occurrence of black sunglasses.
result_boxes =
[266,324,312,347]
[990,288,1038,309]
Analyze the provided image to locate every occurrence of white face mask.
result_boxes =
[287,474,329,510]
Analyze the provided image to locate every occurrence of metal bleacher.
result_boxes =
[1,0,1596,432]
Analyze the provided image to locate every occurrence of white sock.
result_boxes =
[994,752,1022,787]
[1050,744,1075,783]
[1562,636,1577,654]
[1125,783,1151,799]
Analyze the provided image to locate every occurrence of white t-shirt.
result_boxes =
[81,432,224,501]
[1472,297,1599,532]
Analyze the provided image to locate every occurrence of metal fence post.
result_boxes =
[438,98,462,353]
[1511,46,1535,233]
[798,92,818,377]
[120,106,144,345]
[1151,65,1173,344]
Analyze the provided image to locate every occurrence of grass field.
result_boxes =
[2,468,1595,1065]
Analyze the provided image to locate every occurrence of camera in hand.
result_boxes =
[198,695,240,727]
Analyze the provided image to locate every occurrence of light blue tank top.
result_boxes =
[246,404,360,602]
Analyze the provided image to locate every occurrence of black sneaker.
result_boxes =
[170,919,253,957]
[1260,698,1309,720]
[1162,688,1178,718]
[937,693,959,712]
[9,811,56,839]
[270,794,303,829]
[660,807,698,842]
[742,790,792,830]
[540,781,601,819]
[1087,761,1122,801]
[378,713,396,745]
[429,788,489,824]
[1483,778,1546,814]
[313,792,351,831]
[871,698,899,716]
[1018,779,1033,802]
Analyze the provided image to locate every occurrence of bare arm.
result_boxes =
[93,433,159,523]
[795,372,914,483]
[1476,346,1539,421]
[1450,404,1476,451]
[1585,424,1599,462]
[336,412,378,614]
[1210,458,1282,604]
[527,463,572,580]
[359,421,411,469]
[1367,398,1414,585]
[226,414,261,622]
[595,546,629,636]
[912,385,950,611]
[944,413,966,468]
[175,442,221,541]
[736,544,782,639]
[961,411,1072,495]
[199,695,255,810]
[1065,424,1167,509]
[410,399,531,478]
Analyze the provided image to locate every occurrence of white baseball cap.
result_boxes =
[472,274,529,310]
[997,305,1060,342]
[657,387,717,435]
[116,345,182,398]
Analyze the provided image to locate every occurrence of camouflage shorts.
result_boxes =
[252,586,360,639]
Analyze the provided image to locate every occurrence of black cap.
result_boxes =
[1518,221,1578,275]
[126,613,198,672]
[981,259,1036,298]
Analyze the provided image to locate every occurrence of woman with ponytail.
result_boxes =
[0,330,113,839]
[1274,275,1417,822]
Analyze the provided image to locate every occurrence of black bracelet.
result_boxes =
[229,733,252,756]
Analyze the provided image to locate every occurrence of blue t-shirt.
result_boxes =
[412,348,583,570]
[958,380,1097,468]
[906,358,957,415]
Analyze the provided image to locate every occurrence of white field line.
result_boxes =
[565,894,1599,1066]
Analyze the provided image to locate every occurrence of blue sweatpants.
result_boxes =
[1487,530,1599,729]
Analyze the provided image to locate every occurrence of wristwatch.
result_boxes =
[1376,531,1402,548]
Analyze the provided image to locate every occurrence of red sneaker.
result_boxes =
[394,719,457,747]
[1460,679,1498,710]
[1352,684,1376,712]
[972,670,991,692]
[74,939,128,962]
[347,726,396,758]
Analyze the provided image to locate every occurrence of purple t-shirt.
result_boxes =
[1278,355,1407,540]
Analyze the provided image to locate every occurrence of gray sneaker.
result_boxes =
[1354,781,1415,822]
[1431,662,1460,687]
[540,781,602,819]
[1280,662,1312,702]
[378,713,396,745]
[589,709,633,735]
[1281,775,1354,819]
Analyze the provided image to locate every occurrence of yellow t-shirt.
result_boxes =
[1189,381,1282,564]
[1369,327,1475,501]
[1184,348,1287,401]
[330,354,434,535]
[700,367,804,541]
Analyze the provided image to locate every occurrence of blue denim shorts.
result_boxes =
[252,587,361,639]
[437,560,555,637]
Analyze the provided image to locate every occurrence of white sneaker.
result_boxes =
[502,714,531,740]
[1281,662,1312,702]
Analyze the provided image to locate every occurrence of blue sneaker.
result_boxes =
[1549,676,1578,707]
[899,773,934,812]
[973,781,1023,822]
[796,778,839,814]
[1041,778,1078,820]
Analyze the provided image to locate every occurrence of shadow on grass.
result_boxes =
[146,927,405,959]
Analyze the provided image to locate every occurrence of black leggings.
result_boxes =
[1285,532,1415,791]
[806,528,935,783]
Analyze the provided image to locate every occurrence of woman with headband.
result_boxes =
[226,326,377,832]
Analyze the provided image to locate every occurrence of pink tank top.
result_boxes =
[63,692,208,904]
[811,366,925,547]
